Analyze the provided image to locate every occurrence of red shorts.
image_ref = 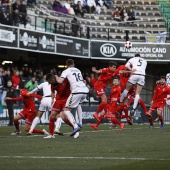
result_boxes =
[52,99,67,113]
[107,103,118,114]
[94,81,107,96]
[19,109,36,125]
[150,101,165,112]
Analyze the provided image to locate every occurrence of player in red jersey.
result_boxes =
[147,76,170,129]
[90,77,125,130]
[4,82,49,135]
[92,61,117,121]
[44,73,82,139]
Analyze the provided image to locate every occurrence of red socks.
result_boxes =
[139,99,147,114]
[64,119,73,128]
[148,115,153,125]
[159,115,164,124]
[111,117,121,125]
[27,128,44,134]
[14,120,20,132]
[49,117,55,135]
[96,102,107,114]
[96,115,104,126]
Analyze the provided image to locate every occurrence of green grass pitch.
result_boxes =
[0,123,170,170]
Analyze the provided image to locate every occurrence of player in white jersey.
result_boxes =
[119,53,147,115]
[27,81,51,135]
[55,59,89,137]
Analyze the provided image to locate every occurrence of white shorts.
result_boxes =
[128,74,145,86]
[166,95,170,105]
[65,93,87,109]
[39,97,52,112]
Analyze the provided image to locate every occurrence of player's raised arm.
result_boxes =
[92,67,101,74]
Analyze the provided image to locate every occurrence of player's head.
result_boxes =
[18,82,25,90]
[46,73,57,85]
[112,76,119,86]
[66,59,74,67]
[108,61,117,71]
[135,53,140,57]
[160,76,166,85]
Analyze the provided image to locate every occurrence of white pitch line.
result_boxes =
[0,156,170,161]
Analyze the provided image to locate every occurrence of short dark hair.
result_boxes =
[108,61,117,67]
[46,73,55,81]
[160,76,165,80]
[66,59,74,67]
[113,76,118,80]
[135,53,140,57]
[19,82,25,89]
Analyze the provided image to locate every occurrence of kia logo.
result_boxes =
[100,43,117,57]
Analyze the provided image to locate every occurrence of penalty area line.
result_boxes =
[0,156,170,161]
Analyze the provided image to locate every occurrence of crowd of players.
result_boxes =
[2,54,170,139]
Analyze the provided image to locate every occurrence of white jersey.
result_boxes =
[30,82,51,97]
[61,67,89,93]
[126,57,147,75]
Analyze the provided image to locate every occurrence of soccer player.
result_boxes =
[119,54,147,116]
[114,60,148,124]
[147,76,170,128]
[53,59,89,137]
[44,74,72,138]
[4,82,49,135]
[90,77,125,130]
[27,80,52,135]
[92,61,117,121]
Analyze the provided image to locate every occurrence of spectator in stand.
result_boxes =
[82,0,90,13]
[13,9,20,26]
[53,0,68,14]
[71,16,80,36]
[19,0,27,26]
[128,3,137,18]
[120,5,126,16]
[0,8,8,24]
[113,7,121,21]
[120,9,128,22]
[65,1,75,15]
[87,0,96,13]
[25,77,37,92]
[4,80,17,126]
[3,69,12,88]
[0,1,7,12]
[11,70,20,89]
[95,0,107,14]
[128,8,135,21]
[27,0,36,7]
[74,1,85,18]
[12,0,20,12]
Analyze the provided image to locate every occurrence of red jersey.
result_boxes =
[51,79,71,100]
[114,65,130,90]
[90,78,97,87]
[108,85,121,105]
[152,84,170,104]
[12,89,42,112]
[98,68,115,82]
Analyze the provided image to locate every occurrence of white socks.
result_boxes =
[55,117,63,131]
[120,89,129,102]
[29,117,39,132]
[64,110,78,129]
[77,105,82,126]
[133,94,140,110]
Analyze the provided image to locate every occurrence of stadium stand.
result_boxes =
[24,0,169,42]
